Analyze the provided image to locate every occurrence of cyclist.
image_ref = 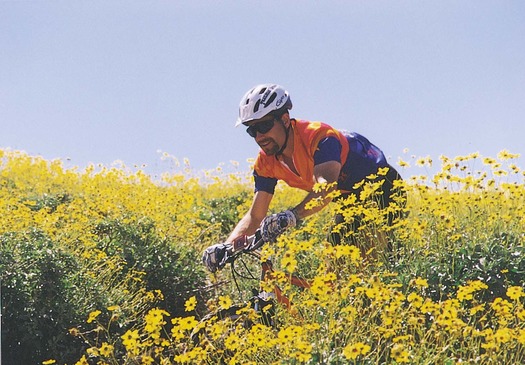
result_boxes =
[204,83,405,272]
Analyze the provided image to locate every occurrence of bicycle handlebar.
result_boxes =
[223,229,265,265]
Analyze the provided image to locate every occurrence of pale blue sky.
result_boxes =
[1,1,524,178]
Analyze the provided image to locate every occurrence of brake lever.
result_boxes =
[230,229,264,254]
[247,230,265,251]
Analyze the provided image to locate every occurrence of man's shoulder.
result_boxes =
[294,119,345,149]
[294,118,333,128]
[294,119,338,135]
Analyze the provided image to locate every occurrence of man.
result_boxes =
[204,84,404,272]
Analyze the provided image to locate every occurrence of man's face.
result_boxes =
[245,116,286,155]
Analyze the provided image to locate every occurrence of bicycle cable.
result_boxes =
[229,251,260,299]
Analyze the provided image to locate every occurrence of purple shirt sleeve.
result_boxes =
[313,137,342,165]
[253,170,278,194]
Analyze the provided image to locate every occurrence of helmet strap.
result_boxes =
[275,120,291,159]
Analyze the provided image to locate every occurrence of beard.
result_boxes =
[258,138,280,155]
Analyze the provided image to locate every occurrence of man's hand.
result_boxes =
[202,243,233,272]
[260,209,298,243]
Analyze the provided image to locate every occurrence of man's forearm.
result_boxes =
[293,187,335,220]
[226,214,262,242]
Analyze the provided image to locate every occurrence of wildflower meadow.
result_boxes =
[1,148,525,364]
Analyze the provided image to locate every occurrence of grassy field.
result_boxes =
[1,149,524,364]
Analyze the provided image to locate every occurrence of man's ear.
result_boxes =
[281,112,291,127]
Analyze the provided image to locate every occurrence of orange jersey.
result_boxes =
[254,119,349,192]
[253,119,388,194]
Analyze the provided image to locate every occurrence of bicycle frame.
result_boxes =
[259,259,311,309]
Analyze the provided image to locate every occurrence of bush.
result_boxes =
[0,230,85,364]
[201,191,249,236]
[93,218,209,317]
[395,232,525,302]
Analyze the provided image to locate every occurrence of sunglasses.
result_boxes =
[246,118,276,138]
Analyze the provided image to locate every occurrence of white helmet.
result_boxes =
[235,84,292,126]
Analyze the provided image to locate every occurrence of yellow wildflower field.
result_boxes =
[1,148,525,364]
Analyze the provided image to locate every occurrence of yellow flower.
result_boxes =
[507,286,524,300]
[218,295,233,310]
[483,157,497,165]
[75,355,89,365]
[517,309,525,321]
[391,343,410,363]
[407,292,423,308]
[141,356,154,365]
[99,342,114,357]
[397,158,410,168]
[172,315,199,332]
[343,342,371,360]
[497,149,520,160]
[517,329,525,345]
[121,329,140,354]
[414,277,429,288]
[86,310,101,324]
[457,280,488,301]
[420,300,438,315]
[492,297,513,314]
[295,351,312,362]
[86,347,99,357]
[416,156,432,167]
[184,296,197,311]
[377,166,390,176]
[174,347,207,363]
[281,250,298,273]
[470,304,485,316]
[495,328,512,344]
[278,325,303,344]
[42,360,56,365]
[224,333,241,351]
[246,324,271,348]
[334,244,361,262]
[144,308,169,334]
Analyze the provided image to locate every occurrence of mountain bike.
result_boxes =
[191,230,311,343]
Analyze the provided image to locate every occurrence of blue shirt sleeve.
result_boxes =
[313,137,342,165]
[253,170,278,194]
